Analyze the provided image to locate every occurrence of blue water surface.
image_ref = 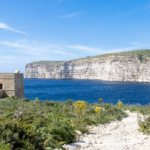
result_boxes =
[24,79,150,105]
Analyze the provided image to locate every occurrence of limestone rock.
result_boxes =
[24,54,150,82]
[63,111,150,150]
[75,130,82,135]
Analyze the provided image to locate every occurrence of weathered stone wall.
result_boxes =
[15,73,25,98]
[0,74,15,97]
[0,73,25,98]
[24,55,150,82]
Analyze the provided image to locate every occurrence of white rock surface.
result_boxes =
[75,130,82,135]
[63,111,150,150]
[24,56,150,82]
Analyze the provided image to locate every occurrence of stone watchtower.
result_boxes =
[0,70,25,99]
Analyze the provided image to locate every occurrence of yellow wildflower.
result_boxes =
[95,107,101,113]
[44,142,48,146]
[117,100,123,106]
[74,100,86,115]
[74,101,86,126]
[36,97,38,100]
[98,98,103,102]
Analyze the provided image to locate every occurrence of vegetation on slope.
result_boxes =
[122,104,150,115]
[77,49,150,63]
[27,49,150,66]
[91,49,150,58]
[28,61,65,66]
[0,97,127,150]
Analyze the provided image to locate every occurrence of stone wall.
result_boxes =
[0,73,25,98]
[15,73,25,98]
[0,74,15,97]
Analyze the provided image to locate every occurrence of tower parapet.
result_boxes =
[0,72,25,98]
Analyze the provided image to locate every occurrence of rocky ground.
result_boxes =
[63,111,150,150]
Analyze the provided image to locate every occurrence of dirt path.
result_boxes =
[63,110,150,150]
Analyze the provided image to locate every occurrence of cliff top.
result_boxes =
[92,49,150,58]
[28,61,65,66]
[27,49,150,65]
[77,49,150,60]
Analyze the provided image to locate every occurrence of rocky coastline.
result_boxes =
[24,50,150,82]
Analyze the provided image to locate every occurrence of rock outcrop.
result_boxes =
[24,50,150,82]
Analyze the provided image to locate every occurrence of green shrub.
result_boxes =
[22,99,30,102]
[103,103,112,109]
[75,126,88,134]
[4,113,13,119]
[64,99,75,106]
[86,108,96,114]
[45,139,66,150]
[82,118,96,125]
[0,120,44,150]
[43,100,56,106]
[97,117,110,124]
[0,143,11,150]
[9,96,17,100]
[122,104,150,115]
[0,98,128,150]
[50,120,75,144]
[138,117,150,134]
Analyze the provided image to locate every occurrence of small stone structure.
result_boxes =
[0,72,25,99]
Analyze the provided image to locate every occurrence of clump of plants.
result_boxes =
[138,116,150,134]
[98,98,103,104]
[122,103,150,115]
[117,100,123,107]
[0,97,127,149]
[74,100,87,126]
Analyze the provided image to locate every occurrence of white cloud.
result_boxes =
[104,42,145,54]
[61,12,80,18]
[2,41,27,48]
[1,40,146,58]
[0,40,74,57]
[67,45,101,53]
[0,23,27,34]
[130,42,142,45]
[0,40,148,73]
[0,40,76,73]
[67,42,146,56]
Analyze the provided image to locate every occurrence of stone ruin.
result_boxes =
[0,70,25,99]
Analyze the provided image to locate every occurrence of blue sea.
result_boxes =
[24,79,150,105]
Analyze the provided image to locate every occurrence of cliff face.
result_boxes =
[24,52,150,82]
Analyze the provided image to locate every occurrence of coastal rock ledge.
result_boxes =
[24,50,150,82]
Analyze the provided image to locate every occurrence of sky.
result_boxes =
[0,0,150,73]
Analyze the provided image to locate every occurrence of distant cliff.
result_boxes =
[24,50,150,82]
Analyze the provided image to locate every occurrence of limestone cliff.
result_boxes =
[24,50,150,82]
